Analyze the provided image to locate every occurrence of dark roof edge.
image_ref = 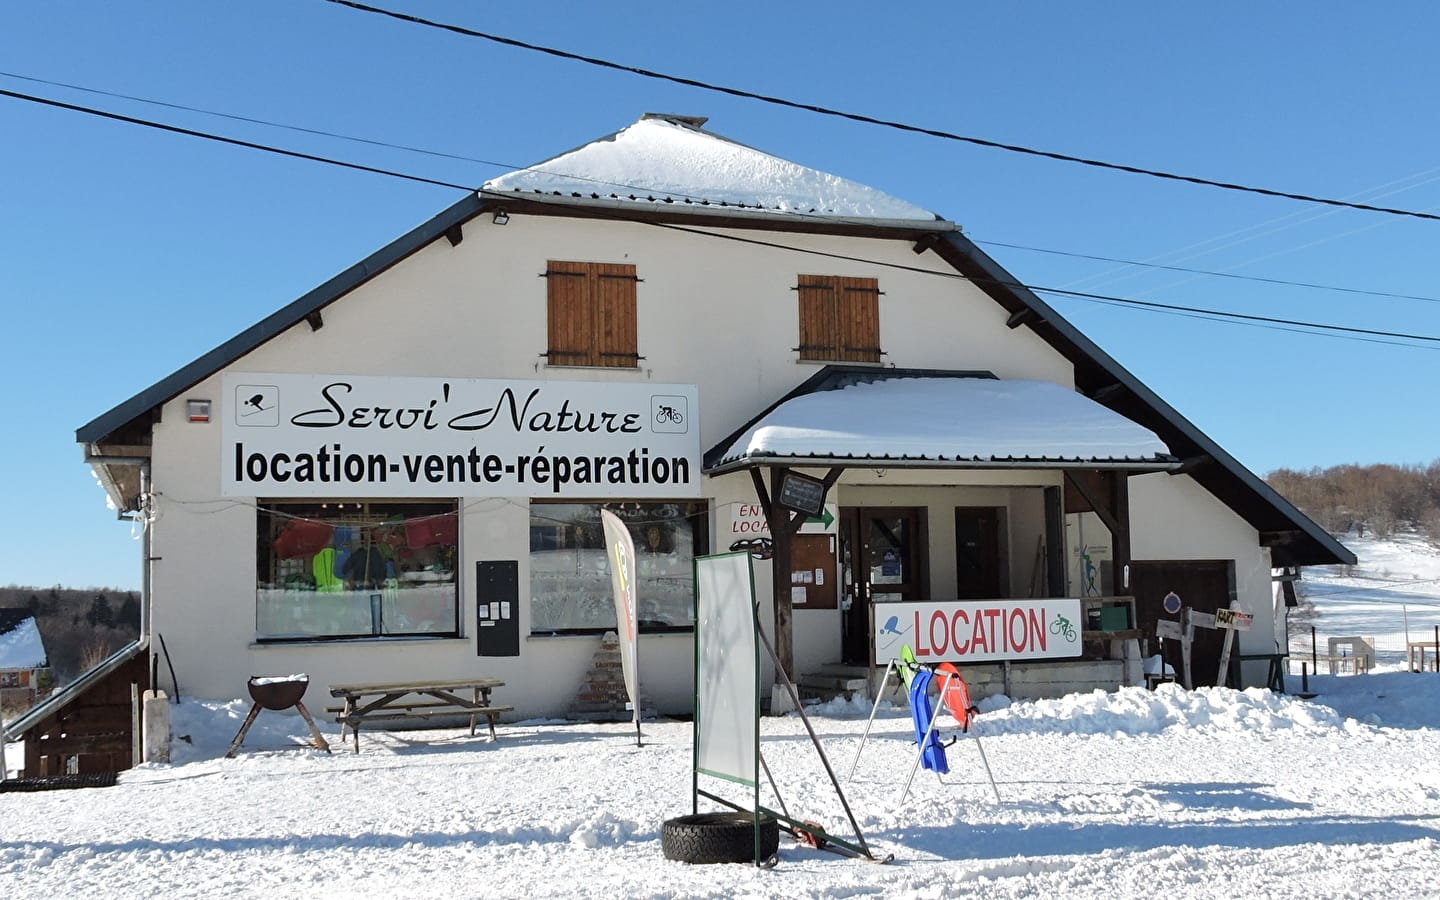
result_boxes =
[938,231,1355,568]
[4,639,147,741]
[75,193,489,445]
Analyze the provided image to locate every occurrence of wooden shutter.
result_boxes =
[545,261,639,367]
[546,261,595,365]
[796,274,881,363]
[595,263,639,367]
[797,275,838,360]
[837,276,881,363]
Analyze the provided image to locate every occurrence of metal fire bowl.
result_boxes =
[247,676,309,711]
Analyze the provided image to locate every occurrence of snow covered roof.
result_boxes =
[481,114,952,227]
[0,610,46,670]
[708,373,1174,471]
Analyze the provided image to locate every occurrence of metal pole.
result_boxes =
[972,734,1002,804]
[898,671,949,806]
[1311,625,1318,672]
[754,622,874,859]
[846,659,896,782]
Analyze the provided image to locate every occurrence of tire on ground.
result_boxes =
[661,812,779,864]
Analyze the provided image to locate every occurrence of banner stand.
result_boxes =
[689,552,888,865]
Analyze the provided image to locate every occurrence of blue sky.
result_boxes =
[5,2,1440,590]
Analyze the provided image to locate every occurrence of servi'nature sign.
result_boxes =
[221,373,701,498]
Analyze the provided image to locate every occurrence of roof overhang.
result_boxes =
[706,368,1176,476]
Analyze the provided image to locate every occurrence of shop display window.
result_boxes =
[256,500,459,641]
[529,501,706,634]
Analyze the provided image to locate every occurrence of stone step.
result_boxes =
[798,673,869,692]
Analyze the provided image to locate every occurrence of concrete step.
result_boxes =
[798,673,869,692]
[797,665,871,702]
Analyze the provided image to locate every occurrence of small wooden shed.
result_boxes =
[2,641,149,778]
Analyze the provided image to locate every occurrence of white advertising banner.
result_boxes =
[221,373,700,497]
[695,552,758,786]
[872,598,1084,664]
[599,509,640,733]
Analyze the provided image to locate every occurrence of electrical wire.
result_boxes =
[323,0,1440,223]
[0,86,475,193]
[8,69,1440,317]
[4,83,1438,347]
[975,239,1440,305]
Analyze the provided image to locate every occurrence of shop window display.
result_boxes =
[529,501,705,634]
[256,500,459,641]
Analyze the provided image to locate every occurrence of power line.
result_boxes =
[977,239,1440,305]
[323,0,1440,224]
[4,83,1438,348]
[0,69,512,171]
[14,65,1439,314]
[0,86,475,192]
[11,67,1438,313]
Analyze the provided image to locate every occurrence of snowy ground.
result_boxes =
[4,535,1440,898]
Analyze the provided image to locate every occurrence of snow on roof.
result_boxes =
[481,115,949,224]
[0,613,46,669]
[712,377,1173,467]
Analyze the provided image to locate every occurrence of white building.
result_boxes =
[77,114,1351,716]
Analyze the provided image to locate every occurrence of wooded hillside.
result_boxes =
[1265,460,1440,539]
[0,585,140,688]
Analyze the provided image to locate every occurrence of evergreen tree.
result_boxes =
[87,593,115,629]
[118,593,141,630]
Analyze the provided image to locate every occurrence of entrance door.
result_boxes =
[954,507,1003,599]
[1129,560,1237,687]
[840,507,924,665]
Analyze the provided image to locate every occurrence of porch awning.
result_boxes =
[706,375,1175,473]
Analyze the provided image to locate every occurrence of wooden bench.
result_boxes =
[328,678,511,753]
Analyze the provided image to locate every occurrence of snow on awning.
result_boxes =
[708,377,1174,472]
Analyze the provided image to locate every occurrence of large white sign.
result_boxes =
[221,373,701,498]
[872,598,1083,664]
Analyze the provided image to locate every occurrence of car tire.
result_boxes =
[661,812,779,864]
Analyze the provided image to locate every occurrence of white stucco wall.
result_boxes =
[1130,472,1277,655]
[136,208,1274,711]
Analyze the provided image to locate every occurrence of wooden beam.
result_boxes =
[1064,469,1133,592]
[88,444,152,459]
[768,467,796,684]
[444,224,464,247]
[912,234,941,255]
[1170,455,1211,476]
[1090,383,1125,403]
[1006,307,1039,329]
[305,310,324,331]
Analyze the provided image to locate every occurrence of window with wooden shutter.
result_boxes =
[795,274,882,363]
[544,260,640,367]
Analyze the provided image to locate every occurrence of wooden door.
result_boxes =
[1129,560,1237,687]
[954,507,1003,599]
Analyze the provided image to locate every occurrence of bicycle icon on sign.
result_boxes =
[656,405,684,425]
[1049,615,1077,642]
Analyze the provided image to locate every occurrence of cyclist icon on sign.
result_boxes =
[650,395,688,433]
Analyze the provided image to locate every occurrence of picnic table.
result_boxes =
[328,677,511,753]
